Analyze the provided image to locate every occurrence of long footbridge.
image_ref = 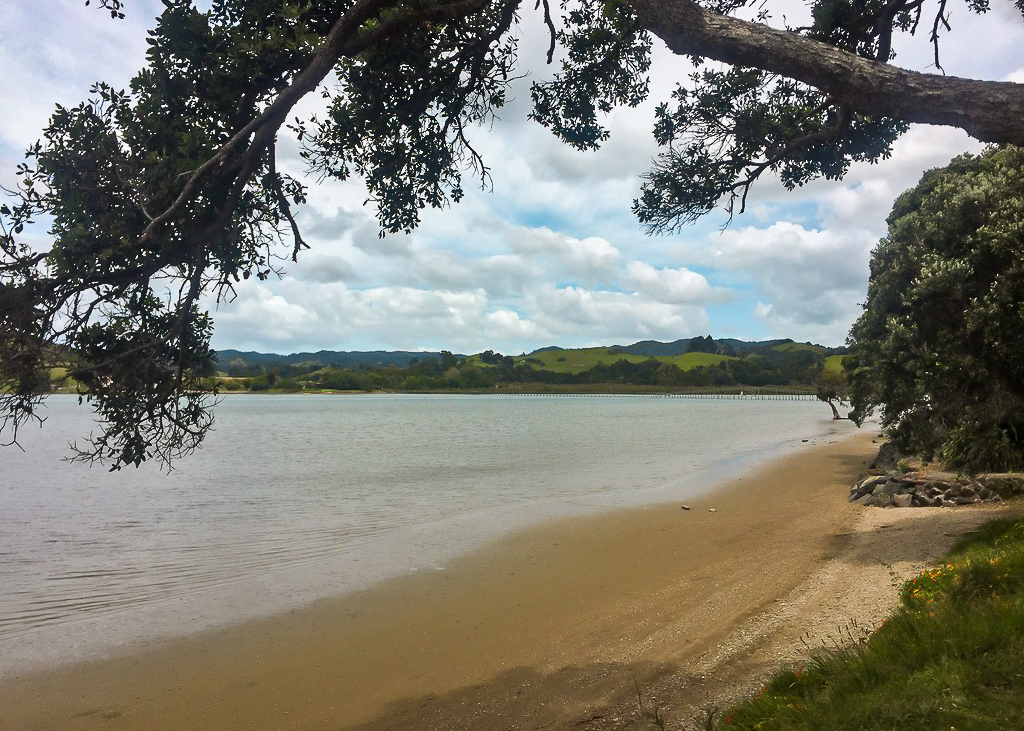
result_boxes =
[504,389,817,400]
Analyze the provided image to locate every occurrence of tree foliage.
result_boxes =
[2,0,1022,467]
[847,145,1024,474]
[814,367,849,420]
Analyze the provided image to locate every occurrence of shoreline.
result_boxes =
[0,427,887,730]
[0,398,844,679]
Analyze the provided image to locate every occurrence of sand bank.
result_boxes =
[3,428,1012,731]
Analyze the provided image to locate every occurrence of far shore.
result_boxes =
[6,428,1002,731]
[212,384,820,396]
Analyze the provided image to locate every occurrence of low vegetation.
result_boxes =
[703,517,1024,731]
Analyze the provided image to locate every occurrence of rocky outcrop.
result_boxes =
[849,441,1024,508]
[848,472,1014,508]
[868,441,902,471]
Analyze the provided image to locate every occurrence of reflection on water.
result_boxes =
[0,393,845,673]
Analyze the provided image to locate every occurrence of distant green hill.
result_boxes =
[607,336,793,357]
[211,337,848,391]
[516,347,733,374]
[215,348,464,373]
[216,337,846,375]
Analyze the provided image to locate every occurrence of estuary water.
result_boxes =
[0,393,847,675]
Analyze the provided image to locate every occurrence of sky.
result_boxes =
[2,1,1022,356]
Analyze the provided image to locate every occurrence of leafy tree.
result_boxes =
[814,367,849,420]
[438,351,459,372]
[3,0,1023,467]
[456,365,495,388]
[686,335,717,354]
[847,145,1024,474]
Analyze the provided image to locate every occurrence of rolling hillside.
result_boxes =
[515,347,733,374]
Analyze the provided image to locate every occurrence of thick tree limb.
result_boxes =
[629,0,1024,144]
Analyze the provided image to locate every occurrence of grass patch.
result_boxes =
[513,348,650,374]
[823,355,846,373]
[47,366,82,392]
[664,352,735,370]
[771,342,827,355]
[706,517,1024,731]
[514,348,735,374]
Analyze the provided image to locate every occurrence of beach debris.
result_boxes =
[681,505,691,510]
[708,508,717,513]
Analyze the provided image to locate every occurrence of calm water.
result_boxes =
[0,393,851,674]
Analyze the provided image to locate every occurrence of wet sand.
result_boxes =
[1,430,882,730]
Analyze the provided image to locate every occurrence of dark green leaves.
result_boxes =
[86,0,126,20]
[2,2,331,467]
[68,303,217,470]
[529,0,651,151]
[848,145,1024,473]
[634,67,906,231]
[303,0,519,235]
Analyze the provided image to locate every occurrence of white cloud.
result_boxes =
[511,229,622,284]
[213,286,319,347]
[484,309,543,341]
[0,1,158,168]
[621,261,726,304]
[527,285,710,342]
[293,253,359,284]
[699,222,875,342]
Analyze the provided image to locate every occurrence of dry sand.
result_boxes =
[2,429,1019,731]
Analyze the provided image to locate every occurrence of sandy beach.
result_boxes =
[2,428,1018,731]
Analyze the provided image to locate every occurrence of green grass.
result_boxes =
[514,348,645,373]
[665,352,735,369]
[708,517,1024,731]
[771,342,828,354]
[47,366,82,392]
[515,348,734,374]
[823,355,846,372]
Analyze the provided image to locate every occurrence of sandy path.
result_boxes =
[577,493,1024,730]
[2,429,1017,731]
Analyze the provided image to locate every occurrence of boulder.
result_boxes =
[869,441,902,470]
[949,484,977,499]
[891,493,914,508]
[849,474,895,502]
[851,445,1014,509]
[860,475,891,490]
[872,479,903,497]
[976,474,1024,497]
[910,493,932,507]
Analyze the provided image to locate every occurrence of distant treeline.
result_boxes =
[215,338,840,393]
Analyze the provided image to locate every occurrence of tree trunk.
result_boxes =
[628,0,1024,145]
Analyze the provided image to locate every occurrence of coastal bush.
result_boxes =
[707,518,1024,731]
[847,146,1024,474]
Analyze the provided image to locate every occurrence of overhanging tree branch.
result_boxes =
[629,0,1024,144]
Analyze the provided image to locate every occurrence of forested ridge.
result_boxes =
[206,336,844,392]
